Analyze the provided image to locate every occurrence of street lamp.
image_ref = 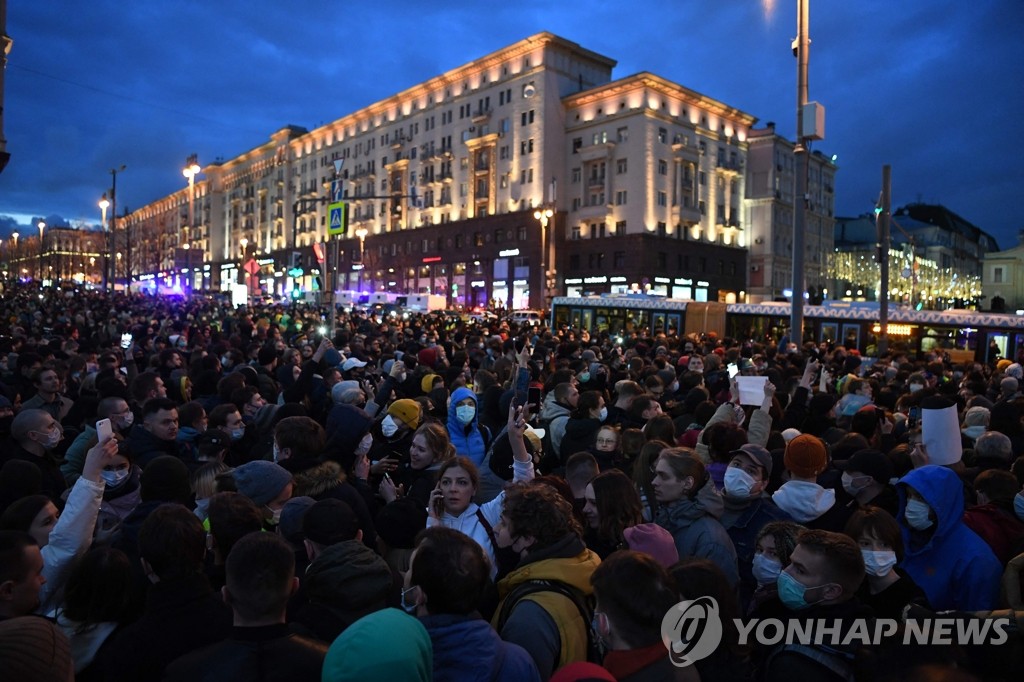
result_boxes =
[240,238,251,302]
[37,220,45,284]
[533,207,553,308]
[109,165,126,291]
[99,193,110,291]
[182,154,200,242]
[354,227,368,291]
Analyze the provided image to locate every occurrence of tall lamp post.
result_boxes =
[99,193,110,290]
[183,154,200,237]
[11,231,17,273]
[37,220,45,284]
[355,227,368,293]
[240,238,250,303]
[533,207,553,309]
[789,0,812,345]
[109,165,126,290]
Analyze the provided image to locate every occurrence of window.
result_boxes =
[658,128,668,144]
[614,251,625,268]
[616,127,628,142]
[616,158,627,174]
[520,168,533,184]
[518,226,527,241]
[657,221,667,236]
[474,232,484,247]
[572,197,581,211]
[571,225,581,240]
[592,131,608,145]
[615,220,626,234]
[658,160,668,176]
[570,254,580,271]
[521,110,535,125]
[499,146,509,160]
[657,191,667,207]
[572,138,583,153]
[994,267,1005,283]
[455,234,463,248]
[571,167,581,183]
[699,172,706,186]
[615,190,627,205]
[699,200,706,215]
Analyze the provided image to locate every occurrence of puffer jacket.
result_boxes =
[656,481,739,586]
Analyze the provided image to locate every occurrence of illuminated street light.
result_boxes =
[37,220,45,283]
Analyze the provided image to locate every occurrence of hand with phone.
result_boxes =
[379,473,404,503]
[370,456,399,477]
[96,418,113,444]
[428,485,445,520]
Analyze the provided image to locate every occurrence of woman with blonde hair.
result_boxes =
[380,421,455,507]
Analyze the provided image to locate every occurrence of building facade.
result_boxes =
[123,33,779,308]
[744,124,837,302]
[832,204,997,309]
[982,243,1024,312]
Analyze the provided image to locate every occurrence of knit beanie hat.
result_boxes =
[232,461,293,507]
[997,359,1013,373]
[784,434,828,478]
[388,399,421,430]
[623,523,680,569]
[322,609,432,682]
[0,616,73,682]
[420,374,440,395]
[140,455,192,504]
[962,406,991,428]
[808,393,837,416]
[417,347,438,369]
[781,428,802,443]
[278,496,316,545]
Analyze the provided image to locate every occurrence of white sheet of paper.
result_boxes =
[921,404,962,465]
[736,376,768,406]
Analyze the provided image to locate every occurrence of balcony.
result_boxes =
[715,158,743,177]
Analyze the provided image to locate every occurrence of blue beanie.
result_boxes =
[232,461,293,507]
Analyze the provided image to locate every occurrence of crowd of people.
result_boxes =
[1,284,1024,681]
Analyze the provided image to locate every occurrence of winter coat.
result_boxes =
[125,424,181,468]
[656,482,739,586]
[287,459,378,549]
[538,396,572,462]
[559,416,602,460]
[39,476,104,615]
[291,540,394,643]
[720,492,792,607]
[898,465,1003,611]
[164,624,327,682]
[447,387,488,467]
[492,534,601,679]
[421,613,540,682]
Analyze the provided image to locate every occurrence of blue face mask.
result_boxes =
[904,498,934,530]
[1014,493,1024,523]
[776,571,833,611]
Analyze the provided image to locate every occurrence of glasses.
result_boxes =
[596,438,617,445]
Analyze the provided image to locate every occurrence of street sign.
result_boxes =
[330,181,344,203]
[243,258,260,275]
[328,201,348,236]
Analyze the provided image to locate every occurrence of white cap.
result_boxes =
[781,428,802,443]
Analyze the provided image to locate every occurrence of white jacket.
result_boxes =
[427,459,534,576]
[39,477,104,614]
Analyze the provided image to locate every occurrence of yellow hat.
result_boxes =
[997,359,1012,372]
[421,374,440,395]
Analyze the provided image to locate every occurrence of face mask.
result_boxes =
[355,433,373,457]
[194,497,211,518]
[861,549,898,577]
[841,472,872,497]
[909,383,923,393]
[400,587,418,614]
[34,428,62,449]
[272,441,282,463]
[381,415,399,438]
[230,426,245,441]
[266,507,282,526]
[1014,493,1024,522]
[579,372,591,383]
[777,570,832,611]
[669,381,679,393]
[221,356,232,368]
[598,406,608,422]
[724,467,757,498]
[752,553,782,586]
[86,362,99,374]
[117,412,135,430]
[100,468,130,487]
[905,498,934,530]
[455,405,476,425]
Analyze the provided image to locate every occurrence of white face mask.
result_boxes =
[905,498,934,530]
[909,383,924,393]
[381,415,399,438]
[272,441,283,463]
[724,467,757,499]
[598,406,608,422]
[455,405,476,426]
[355,433,373,457]
[100,468,130,487]
[752,553,782,586]
[841,472,872,498]
[33,427,62,449]
[861,549,898,577]
[117,412,135,430]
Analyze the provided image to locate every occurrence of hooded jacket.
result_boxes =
[126,423,181,468]
[655,482,739,586]
[421,613,540,682]
[538,394,572,461]
[492,534,601,679]
[898,465,1002,611]
[447,387,487,467]
[293,539,394,643]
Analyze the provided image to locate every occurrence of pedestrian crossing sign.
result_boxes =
[328,202,348,236]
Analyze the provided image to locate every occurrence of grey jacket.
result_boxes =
[656,482,739,586]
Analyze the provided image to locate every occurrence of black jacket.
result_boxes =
[163,623,327,682]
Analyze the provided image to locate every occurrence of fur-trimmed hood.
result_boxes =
[292,459,345,499]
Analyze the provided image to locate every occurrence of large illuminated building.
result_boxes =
[124,33,806,308]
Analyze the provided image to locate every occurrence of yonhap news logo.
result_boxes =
[661,596,1012,668]
[660,596,724,667]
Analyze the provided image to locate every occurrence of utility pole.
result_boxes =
[877,165,892,355]
[110,165,126,291]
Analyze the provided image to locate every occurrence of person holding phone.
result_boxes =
[379,423,454,507]
[426,404,535,579]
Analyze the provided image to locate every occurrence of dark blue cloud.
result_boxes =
[1,0,1021,249]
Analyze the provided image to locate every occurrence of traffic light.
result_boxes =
[290,252,302,269]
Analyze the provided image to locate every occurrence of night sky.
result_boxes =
[2,1,1022,249]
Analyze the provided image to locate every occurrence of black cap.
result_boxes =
[837,448,893,485]
[302,499,359,546]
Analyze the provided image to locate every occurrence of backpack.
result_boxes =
[537,414,568,474]
[493,578,603,664]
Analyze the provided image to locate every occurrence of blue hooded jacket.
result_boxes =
[447,387,487,467]
[421,614,540,682]
[897,465,1001,611]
